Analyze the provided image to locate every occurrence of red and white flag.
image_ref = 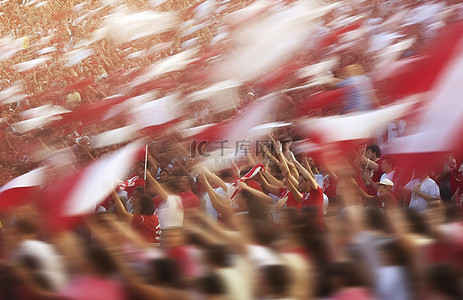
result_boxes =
[39,141,143,231]
[0,167,46,211]
[383,28,463,171]
[131,94,183,134]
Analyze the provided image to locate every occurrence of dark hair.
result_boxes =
[381,155,394,167]
[260,265,291,297]
[160,177,182,194]
[198,272,226,295]
[133,186,145,196]
[240,190,271,223]
[219,169,234,180]
[379,239,410,266]
[13,218,38,235]
[150,258,182,288]
[240,167,251,177]
[249,220,275,246]
[427,263,463,299]
[326,261,368,287]
[365,208,391,233]
[139,195,155,215]
[86,246,117,276]
[366,144,381,158]
[204,244,231,268]
[404,208,431,236]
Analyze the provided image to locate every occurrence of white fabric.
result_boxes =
[405,177,440,212]
[217,256,253,300]
[380,171,395,183]
[376,266,411,300]
[202,182,237,220]
[156,195,184,229]
[246,245,281,268]
[15,240,68,291]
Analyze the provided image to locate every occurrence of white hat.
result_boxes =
[378,178,394,187]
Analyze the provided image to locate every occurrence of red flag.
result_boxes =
[38,142,143,231]
[0,167,45,211]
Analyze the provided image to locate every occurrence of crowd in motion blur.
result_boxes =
[0,0,463,299]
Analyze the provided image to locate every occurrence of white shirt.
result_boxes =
[201,182,237,220]
[156,195,184,229]
[376,266,411,300]
[406,177,440,212]
[15,240,68,291]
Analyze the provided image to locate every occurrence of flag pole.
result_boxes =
[144,145,148,181]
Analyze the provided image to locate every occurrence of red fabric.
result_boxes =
[323,175,338,198]
[59,276,127,300]
[301,186,324,228]
[367,158,382,196]
[0,186,40,212]
[279,187,300,209]
[245,179,263,192]
[378,193,398,211]
[179,191,200,209]
[130,214,161,244]
[166,246,197,277]
[123,176,145,199]
[332,288,373,300]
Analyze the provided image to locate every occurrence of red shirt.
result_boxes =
[123,176,145,199]
[367,158,382,195]
[302,186,324,228]
[279,187,300,209]
[130,214,161,244]
[179,191,200,209]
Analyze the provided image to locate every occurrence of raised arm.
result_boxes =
[238,181,273,206]
[198,165,228,192]
[199,173,234,219]
[256,172,281,195]
[146,171,168,202]
[290,152,318,190]
[112,191,134,223]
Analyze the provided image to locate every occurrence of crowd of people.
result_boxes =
[0,0,463,299]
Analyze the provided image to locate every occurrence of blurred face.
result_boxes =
[365,149,373,159]
[381,160,392,173]
[161,228,184,249]
[297,175,309,193]
[179,176,189,192]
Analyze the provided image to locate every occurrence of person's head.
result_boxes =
[404,208,431,236]
[219,169,234,183]
[366,144,381,160]
[197,272,226,299]
[381,156,394,173]
[379,239,409,267]
[237,189,271,222]
[377,178,394,197]
[161,227,185,249]
[179,176,191,192]
[12,218,38,240]
[258,265,291,299]
[149,258,182,288]
[297,173,310,193]
[160,176,182,194]
[425,263,462,299]
[365,208,391,233]
[86,246,117,277]
[132,186,144,199]
[203,244,231,268]
[326,261,369,292]
[139,195,155,215]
